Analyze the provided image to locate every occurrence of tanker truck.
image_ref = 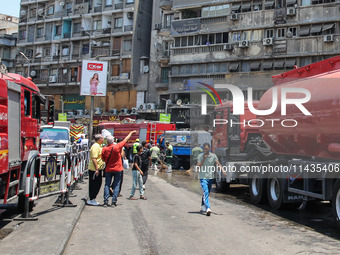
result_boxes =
[213,55,340,224]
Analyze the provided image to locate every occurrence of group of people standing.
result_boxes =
[87,131,220,217]
[87,131,154,207]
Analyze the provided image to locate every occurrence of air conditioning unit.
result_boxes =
[286,7,296,16]
[263,37,273,46]
[131,107,138,114]
[49,75,56,83]
[154,23,162,30]
[109,108,118,115]
[324,34,334,42]
[147,103,156,110]
[230,13,239,21]
[38,9,44,16]
[94,108,102,115]
[120,108,129,114]
[223,44,233,51]
[127,12,133,19]
[138,103,147,110]
[239,40,249,48]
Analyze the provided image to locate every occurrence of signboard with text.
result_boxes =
[159,113,171,123]
[80,60,108,96]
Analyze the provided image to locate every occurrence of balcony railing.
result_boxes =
[115,3,123,9]
[63,33,71,39]
[124,25,133,32]
[112,49,120,56]
[94,6,102,12]
[91,47,110,57]
[103,28,111,34]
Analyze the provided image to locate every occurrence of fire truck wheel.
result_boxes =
[267,175,284,209]
[18,194,34,213]
[249,174,267,204]
[331,179,340,225]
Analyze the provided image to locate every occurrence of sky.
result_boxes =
[2,0,21,17]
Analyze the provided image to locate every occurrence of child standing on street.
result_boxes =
[129,145,147,200]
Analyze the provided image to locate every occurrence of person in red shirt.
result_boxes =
[102,130,136,207]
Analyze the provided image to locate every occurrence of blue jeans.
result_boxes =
[104,171,122,203]
[200,179,214,209]
[130,170,144,197]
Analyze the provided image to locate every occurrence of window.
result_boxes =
[265,29,274,38]
[202,4,229,17]
[105,0,113,6]
[122,58,131,73]
[66,3,72,13]
[181,36,188,47]
[301,0,311,5]
[24,90,31,117]
[74,23,81,33]
[32,94,40,120]
[37,27,44,38]
[172,66,179,75]
[192,64,198,74]
[186,65,192,74]
[276,28,286,38]
[202,35,208,45]
[241,61,250,72]
[19,30,26,40]
[82,44,89,54]
[114,18,123,28]
[175,37,180,47]
[93,20,102,30]
[44,48,51,56]
[214,63,220,73]
[232,32,241,41]
[288,27,297,37]
[299,25,310,36]
[322,23,335,35]
[179,65,186,74]
[241,31,250,40]
[252,30,262,41]
[47,6,54,15]
[188,36,194,46]
[163,41,171,56]
[161,67,170,83]
[253,2,262,11]
[55,25,62,35]
[123,40,132,51]
[111,64,120,76]
[62,47,70,56]
[222,32,228,43]
[164,14,173,29]
[300,57,311,67]
[126,0,134,3]
[199,64,207,74]
[216,33,222,44]
[112,37,121,50]
[208,34,215,44]
[207,63,214,73]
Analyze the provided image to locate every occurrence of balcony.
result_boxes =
[155,82,169,89]
[157,52,170,64]
[53,55,60,60]
[94,6,102,13]
[124,25,133,32]
[115,3,123,9]
[91,47,110,57]
[159,0,172,10]
[63,33,71,39]
[111,49,120,56]
[103,28,111,34]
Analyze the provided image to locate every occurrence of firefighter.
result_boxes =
[150,143,161,171]
[165,141,173,173]
[132,138,141,159]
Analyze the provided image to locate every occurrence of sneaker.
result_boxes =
[200,205,207,213]
[206,208,211,216]
[111,202,117,207]
[143,185,145,190]
[87,199,99,206]
[103,202,111,208]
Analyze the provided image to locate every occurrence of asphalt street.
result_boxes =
[64,170,340,255]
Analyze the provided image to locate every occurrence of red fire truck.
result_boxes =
[97,122,176,158]
[0,73,54,211]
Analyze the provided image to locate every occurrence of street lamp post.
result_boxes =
[20,52,30,77]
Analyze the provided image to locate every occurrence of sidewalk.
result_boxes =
[0,178,89,255]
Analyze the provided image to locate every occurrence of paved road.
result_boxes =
[64,170,340,255]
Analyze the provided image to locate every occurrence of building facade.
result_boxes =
[149,0,340,107]
[16,0,152,114]
[0,14,19,72]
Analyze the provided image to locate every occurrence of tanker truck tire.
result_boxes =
[171,156,180,170]
[249,174,267,204]
[267,175,284,209]
[331,179,340,225]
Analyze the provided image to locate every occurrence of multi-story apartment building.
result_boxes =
[0,14,19,72]
[16,0,152,113]
[149,0,340,108]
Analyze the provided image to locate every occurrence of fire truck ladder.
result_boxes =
[150,123,157,143]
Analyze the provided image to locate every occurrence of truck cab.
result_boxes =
[40,124,71,155]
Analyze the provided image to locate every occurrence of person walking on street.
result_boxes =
[141,141,151,190]
[102,131,136,207]
[87,134,105,206]
[132,138,141,159]
[150,143,160,171]
[165,141,173,172]
[129,145,147,200]
[196,143,223,216]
